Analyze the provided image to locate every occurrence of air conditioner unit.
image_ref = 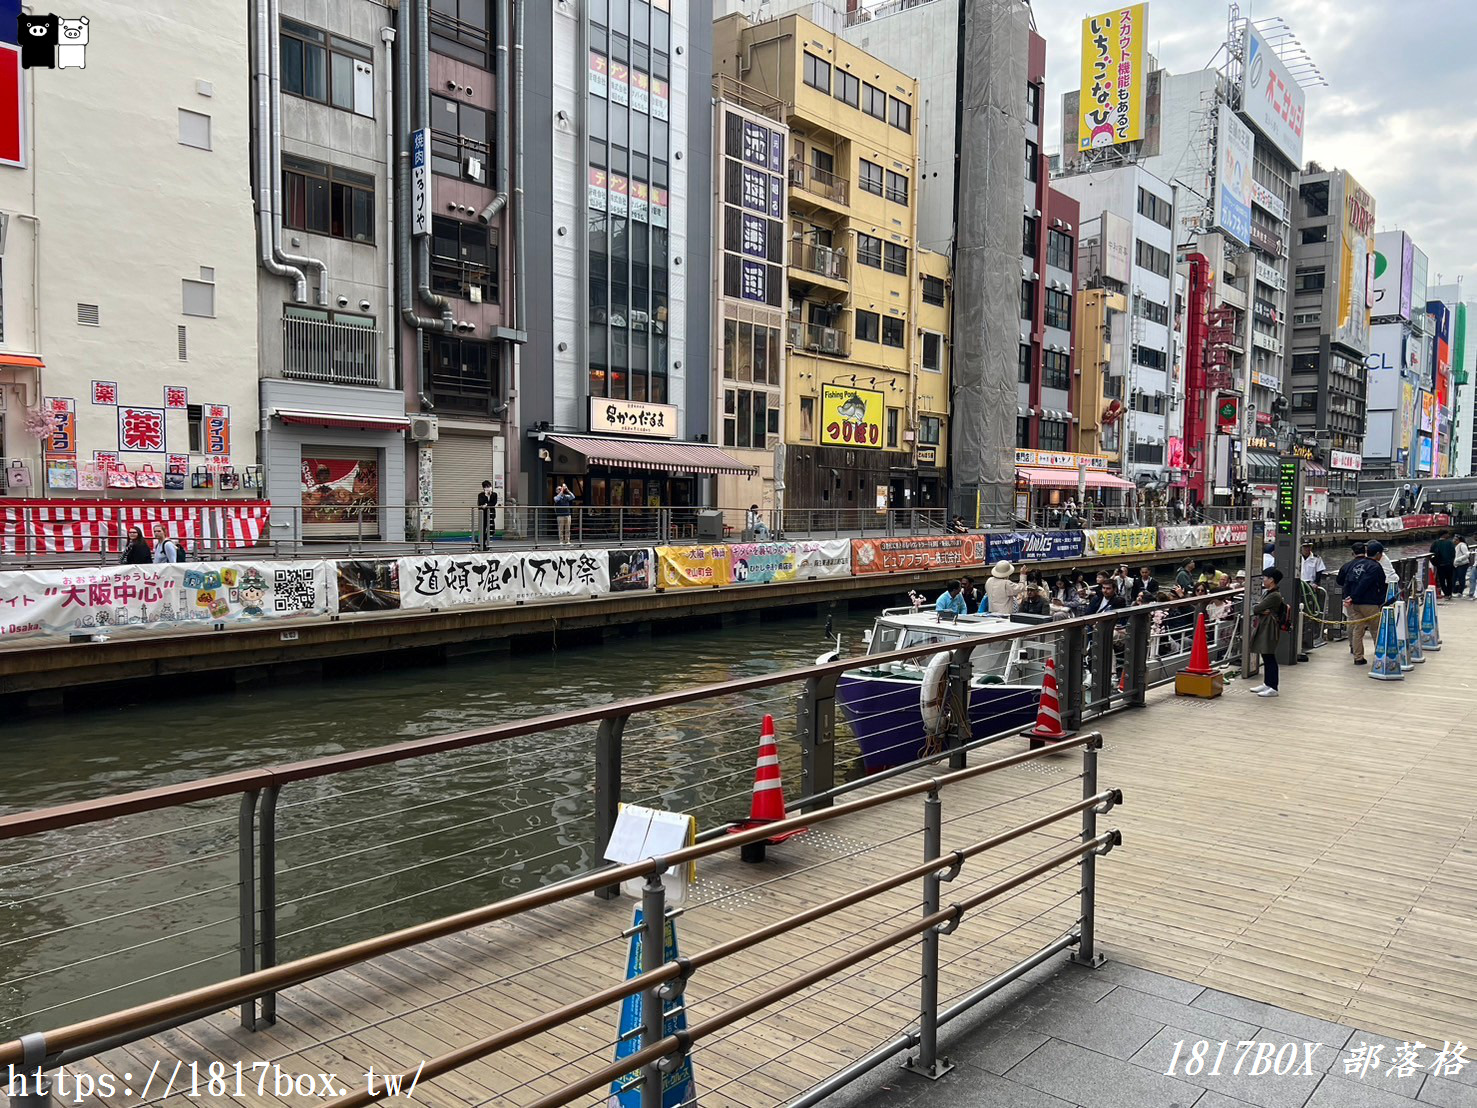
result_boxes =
[814,244,834,271]
[789,163,806,187]
[787,321,803,347]
[465,156,486,183]
[820,328,842,354]
[410,414,439,442]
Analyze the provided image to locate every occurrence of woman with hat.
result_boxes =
[982,560,1023,614]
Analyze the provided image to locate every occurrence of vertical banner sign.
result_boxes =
[44,398,76,458]
[1077,4,1147,150]
[607,908,697,1108]
[1213,110,1254,247]
[0,43,22,168]
[204,404,230,457]
[411,128,430,236]
[588,50,608,98]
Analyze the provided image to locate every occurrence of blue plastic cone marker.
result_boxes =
[1407,596,1425,664]
[1421,586,1441,651]
[1369,605,1403,681]
[609,907,699,1108]
[1394,600,1412,672]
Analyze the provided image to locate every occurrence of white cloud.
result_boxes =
[1031,0,1476,282]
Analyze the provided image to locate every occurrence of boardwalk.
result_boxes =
[41,603,1477,1108]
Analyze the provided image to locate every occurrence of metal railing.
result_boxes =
[790,241,850,283]
[281,316,381,387]
[789,157,850,205]
[430,256,498,303]
[788,319,851,357]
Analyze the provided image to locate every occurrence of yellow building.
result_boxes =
[713,13,950,518]
[1074,287,1127,462]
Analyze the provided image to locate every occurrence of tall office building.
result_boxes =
[1364,230,1430,478]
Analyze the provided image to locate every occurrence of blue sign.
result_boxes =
[986,531,1086,563]
[0,0,20,46]
[610,908,697,1108]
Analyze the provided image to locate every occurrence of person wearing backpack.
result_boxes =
[1249,568,1287,699]
[151,524,180,563]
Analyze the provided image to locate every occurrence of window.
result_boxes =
[799,395,816,441]
[857,233,882,268]
[187,404,202,453]
[855,310,880,343]
[858,159,883,196]
[425,334,499,414]
[1039,419,1068,452]
[1020,279,1034,321]
[182,278,215,318]
[1129,441,1164,465]
[431,94,491,177]
[429,0,493,66]
[1022,215,1038,257]
[178,109,211,150]
[922,276,946,306]
[1026,82,1040,124]
[1293,392,1318,412]
[1043,350,1070,390]
[281,19,373,115]
[862,83,886,120]
[883,242,908,276]
[1044,288,1071,330]
[431,216,498,302]
[1301,226,1328,245]
[1018,343,1032,384]
[284,306,378,384]
[1016,416,1031,448]
[722,387,773,448]
[723,319,780,385]
[835,70,859,107]
[1295,267,1326,292]
[922,332,942,371]
[1133,345,1167,371]
[1136,188,1172,228]
[882,316,905,348]
[1133,296,1169,325]
[886,408,900,449]
[284,156,375,242]
[887,96,911,132]
[177,325,187,361]
[885,170,909,205]
[918,415,941,445]
[1134,239,1171,278]
[1046,229,1074,271]
[1025,140,1038,182]
[803,52,831,93]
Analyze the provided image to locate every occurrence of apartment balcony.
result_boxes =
[786,319,851,359]
[788,158,849,209]
[431,256,499,304]
[282,317,382,388]
[789,242,849,294]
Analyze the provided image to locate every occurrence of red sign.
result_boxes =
[1402,514,1451,530]
[0,45,21,168]
[91,380,118,406]
[119,407,166,453]
[164,386,189,409]
[850,536,989,576]
[1216,395,1240,434]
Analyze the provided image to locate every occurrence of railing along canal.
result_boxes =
[0,595,1238,1100]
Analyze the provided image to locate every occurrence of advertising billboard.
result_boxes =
[1336,175,1376,350]
[820,385,884,449]
[1372,231,1414,322]
[1101,211,1133,285]
[1077,4,1148,150]
[1238,22,1305,165]
[1213,109,1254,247]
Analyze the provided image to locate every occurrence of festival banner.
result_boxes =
[608,549,655,592]
[399,550,611,610]
[1156,525,1215,552]
[0,561,331,645]
[850,536,989,576]
[0,499,270,555]
[336,560,402,614]
[1213,523,1249,546]
[1083,527,1157,556]
[656,545,732,589]
[985,531,1087,564]
[793,539,852,579]
[1401,513,1451,530]
[729,542,799,585]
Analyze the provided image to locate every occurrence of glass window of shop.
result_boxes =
[587,0,675,405]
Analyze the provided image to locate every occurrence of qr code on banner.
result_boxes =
[273,568,318,613]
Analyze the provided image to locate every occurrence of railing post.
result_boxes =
[946,645,972,770]
[595,715,629,900]
[1088,617,1114,719]
[797,673,840,809]
[1071,737,1106,968]
[237,790,260,1030]
[905,786,954,1080]
[258,785,280,1026]
[640,872,668,1108]
[1124,609,1150,708]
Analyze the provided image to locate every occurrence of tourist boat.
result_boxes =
[829,604,1230,773]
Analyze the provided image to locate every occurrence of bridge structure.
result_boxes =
[0,555,1473,1107]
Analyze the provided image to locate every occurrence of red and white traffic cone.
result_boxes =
[1022,658,1074,749]
[1183,613,1216,676]
[728,715,806,862]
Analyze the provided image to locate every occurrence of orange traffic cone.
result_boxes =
[728,715,806,862]
[1174,612,1224,698]
[1022,658,1074,748]
[1183,613,1215,676]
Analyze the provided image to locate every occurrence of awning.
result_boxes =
[274,408,411,432]
[0,353,44,370]
[1243,452,1280,482]
[1303,462,1328,478]
[1017,466,1136,491]
[546,434,758,476]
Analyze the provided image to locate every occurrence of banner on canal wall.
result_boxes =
[397,549,620,610]
[849,535,990,576]
[0,560,330,645]
[1082,527,1158,556]
[1157,525,1214,552]
[656,545,732,588]
[726,539,852,585]
[985,531,1086,564]
[1213,523,1249,545]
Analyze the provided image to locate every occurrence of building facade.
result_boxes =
[1364,230,1430,478]
[0,0,259,504]
[714,11,950,515]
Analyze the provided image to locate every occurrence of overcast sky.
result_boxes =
[1028,0,1476,290]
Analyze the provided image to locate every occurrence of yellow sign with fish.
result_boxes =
[820,385,885,450]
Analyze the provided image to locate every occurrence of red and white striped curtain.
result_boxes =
[0,500,270,555]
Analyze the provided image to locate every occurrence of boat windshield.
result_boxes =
[867,623,968,656]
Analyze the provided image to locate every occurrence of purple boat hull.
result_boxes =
[836,674,1042,774]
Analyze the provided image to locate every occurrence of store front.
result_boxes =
[1013,449,1135,523]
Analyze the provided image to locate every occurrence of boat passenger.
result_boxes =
[934,580,967,618]
[1018,583,1052,617]
[984,560,1023,614]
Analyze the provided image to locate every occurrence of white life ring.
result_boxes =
[920,652,951,737]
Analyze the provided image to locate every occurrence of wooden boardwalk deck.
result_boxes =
[49,602,1477,1108]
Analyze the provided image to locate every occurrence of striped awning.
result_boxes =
[1017,466,1136,491]
[546,434,758,476]
[274,408,411,432]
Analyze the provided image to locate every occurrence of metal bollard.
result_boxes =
[594,716,629,899]
[640,872,667,1108]
[796,673,839,809]
[904,787,956,1080]
[1071,737,1107,968]
[237,790,260,1030]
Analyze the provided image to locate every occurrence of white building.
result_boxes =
[1051,164,1178,488]
[0,0,259,499]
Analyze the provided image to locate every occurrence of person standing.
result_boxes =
[1175,559,1196,593]
[553,483,576,545]
[121,525,152,565]
[1365,540,1399,603]
[1337,542,1386,665]
[151,525,180,563]
[1454,533,1472,598]
[1130,565,1158,602]
[984,560,1023,614]
[1429,530,1457,599]
[958,575,982,612]
[1249,568,1287,698]
[1299,541,1327,586]
[477,480,498,550]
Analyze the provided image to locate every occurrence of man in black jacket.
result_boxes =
[1430,530,1457,598]
[1336,542,1386,666]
